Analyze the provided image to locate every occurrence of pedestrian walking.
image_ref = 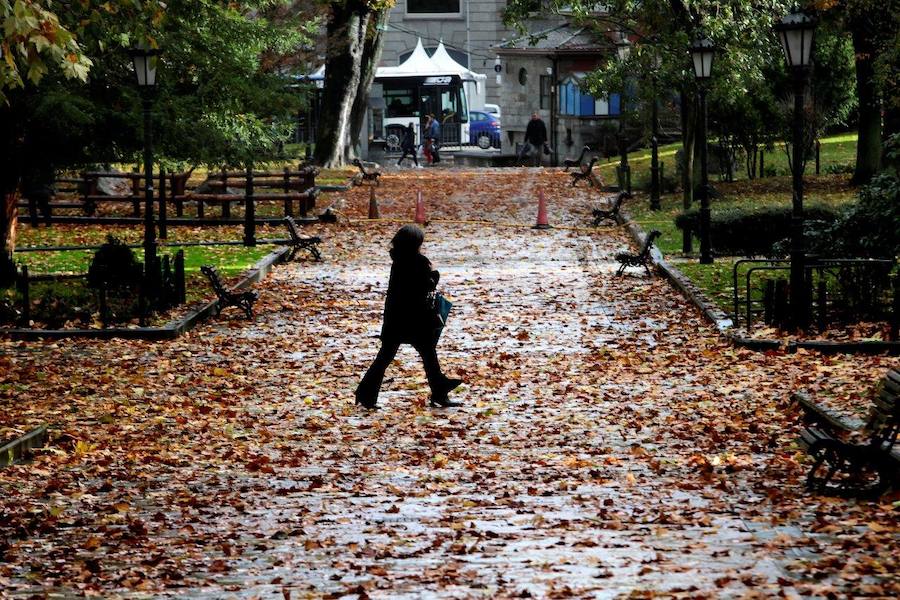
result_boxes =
[422,115,434,164]
[517,111,549,166]
[427,114,442,164]
[397,122,420,168]
[355,225,463,409]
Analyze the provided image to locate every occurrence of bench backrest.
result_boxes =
[577,145,590,162]
[284,216,300,242]
[352,159,369,175]
[200,266,227,295]
[868,368,900,449]
[639,230,662,258]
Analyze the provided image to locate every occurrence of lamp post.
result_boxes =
[690,37,715,264]
[649,53,662,210]
[776,9,816,330]
[129,47,161,299]
[616,34,632,196]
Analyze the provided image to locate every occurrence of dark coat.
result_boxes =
[381,251,439,343]
[400,126,416,152]
[524,118,548,145]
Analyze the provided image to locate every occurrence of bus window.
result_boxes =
[384,86,417,118]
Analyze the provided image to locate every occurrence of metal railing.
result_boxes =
[732,257,899,336]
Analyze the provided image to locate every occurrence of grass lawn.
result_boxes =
[620,132,863,317]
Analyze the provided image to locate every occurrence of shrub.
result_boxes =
[676,205,840,257]
[806,173,900,258]
[87,236,143,291]
[823,163,854,175]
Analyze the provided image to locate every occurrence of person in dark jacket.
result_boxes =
[517,112,548,166]
[427,114,442,164]
[397,122,419,167]
[355,225,463,409]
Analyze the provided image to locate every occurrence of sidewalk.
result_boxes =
[1,170,896,598]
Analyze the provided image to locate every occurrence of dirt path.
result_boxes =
[1,170,897,598]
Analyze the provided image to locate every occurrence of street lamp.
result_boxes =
[690,37,715,264]
[129,47,161,302]
[649,53,662,211]
[615,34,632,196]
[776,9,816,329]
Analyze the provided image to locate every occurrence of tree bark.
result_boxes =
[850,27,882,185]
[345,9,388,163]
[0,102,21,286]
[680,88,696,208]
[314,1,386,168]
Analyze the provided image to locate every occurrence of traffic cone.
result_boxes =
[415,191,426,224]
[368,185,380,219]
[533,189,551,229]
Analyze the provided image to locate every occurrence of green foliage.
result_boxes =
[12,1,316,169]
[806,173,900,258]
[86,236,142,291]
[675,204,841,257]
[0,0,93,99]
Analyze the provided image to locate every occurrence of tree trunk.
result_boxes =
[850,27,882,185]
[315,1,387,168]
[345,9,388,163]
[0,102,21,286]
[314,3,370,168]
[680,88,696,209]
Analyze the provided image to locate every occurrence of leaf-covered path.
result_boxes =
[1,170,897,598]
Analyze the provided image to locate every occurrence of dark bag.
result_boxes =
[543,143,551,156]
[429,291,453,340]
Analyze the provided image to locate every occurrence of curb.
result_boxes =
[617,207,900,355]
[0,425,48,467]
[2,247,291,341]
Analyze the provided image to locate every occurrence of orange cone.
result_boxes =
[415,191,426,224]
[368,185,380,219]
[533,189,551,229]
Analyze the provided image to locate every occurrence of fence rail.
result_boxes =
[18,165,319,227]
[732,257,899,337]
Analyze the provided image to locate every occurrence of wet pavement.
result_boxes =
[1,170,897,598]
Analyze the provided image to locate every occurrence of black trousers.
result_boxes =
[397,149,418,166]
[356,336,443,405]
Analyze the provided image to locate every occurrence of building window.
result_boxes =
[408,0,460,13]
[540,75,551,109]
[518,67,528,86]
[558,77,620,117]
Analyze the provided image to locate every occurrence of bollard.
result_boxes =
[283,167,293,216]
[817,278,828,332]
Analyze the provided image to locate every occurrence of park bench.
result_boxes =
[352,159,381,185]
[792,367,900,498]
[615,230,661,276]
[563,146,591,172]
[283,216,322,261]
[201,265,258,319]
[570,157,600,187]
[592,191,627,226]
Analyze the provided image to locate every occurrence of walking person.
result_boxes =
[397,122,420,168]
[355,225,463,409]
[422,115,434,164]
[427,113,442,164]
[517,111,548,166]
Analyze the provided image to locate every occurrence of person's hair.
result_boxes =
[391,225,425,257]
[408,121,414,128]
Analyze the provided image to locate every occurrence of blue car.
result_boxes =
[469,111,501,149]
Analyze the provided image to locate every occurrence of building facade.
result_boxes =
[496,22,626,164]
